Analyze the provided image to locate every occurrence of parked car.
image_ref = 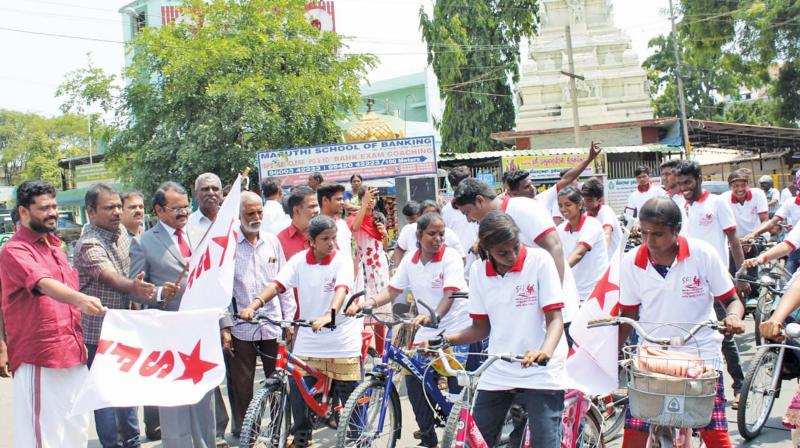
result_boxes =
[703,181,729,195]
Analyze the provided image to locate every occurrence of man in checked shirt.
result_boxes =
[228,191,296,436]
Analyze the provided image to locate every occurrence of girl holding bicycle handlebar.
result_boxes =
[239,215,361,448]
[617,197,745,448]
[435,211,567,448]
[346,212,475,448]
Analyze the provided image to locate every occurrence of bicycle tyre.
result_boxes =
[440,397,464,448]
[576,406,605,448]
[336,376,401,448]
[239,381,289,448]
[753,290,773,346]
[599,392,627,444]
[737,346,781,440]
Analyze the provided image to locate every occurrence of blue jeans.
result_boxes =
[86,344,142,448]
[788,249,800,275]
[472,388,564,448]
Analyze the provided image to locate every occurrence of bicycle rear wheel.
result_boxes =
[240,381,290,448]
[753,290,774,346]
[336,376,401,448]
[576,406,604,448]
[598,391,627,444]
[737,346,781,440]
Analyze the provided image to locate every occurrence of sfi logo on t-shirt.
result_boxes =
[514,284,538,307]
[431,273,444,289]
[681,275,705,299]
[698,213,714,226]
[322,277,336,292]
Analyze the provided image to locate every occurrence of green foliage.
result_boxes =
[110,0,374,196]
[0,110,91,187]
[420,1,537,153]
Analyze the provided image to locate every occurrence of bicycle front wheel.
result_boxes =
[737,346,781,440]
[576,406,605,448]
[336,376,401,448]
[239,381,290,448]
[599,390,627,444]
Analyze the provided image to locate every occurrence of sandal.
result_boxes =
[287,431,312,448]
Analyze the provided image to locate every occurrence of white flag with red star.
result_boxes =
[71,309,225,414]
[565,246,622,395]
[180,175,241,311]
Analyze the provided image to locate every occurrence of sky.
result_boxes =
[0,0,672,117]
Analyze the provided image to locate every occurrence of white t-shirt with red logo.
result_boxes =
[619,237,735,357]
[625,184,667,224]
[676,190,737,268]
[273,249,360,358]
[468,245,567,391]
[388,246,469,343]
[776,196,800,229]
[591,204,623,258]
[557,215,609,301]
[721,189,768,238]
[500,196,580,322]
[395,222,464,256]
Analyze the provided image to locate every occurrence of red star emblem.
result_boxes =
[212,219,236,267]
[175,340,218,384]
[585,267,619,311]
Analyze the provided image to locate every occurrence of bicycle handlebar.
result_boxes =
[245,309,338,330]
[587,316,724,347]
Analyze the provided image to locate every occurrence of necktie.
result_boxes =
[175,228,192,258]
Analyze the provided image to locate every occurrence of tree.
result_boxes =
[109,0,374,195]
[420,1,537,153]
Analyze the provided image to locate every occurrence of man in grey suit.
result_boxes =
[129,181,232,448]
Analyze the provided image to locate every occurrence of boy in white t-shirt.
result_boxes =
[722,168,769,240]
[580,177,623,258]
[624,165,666,228]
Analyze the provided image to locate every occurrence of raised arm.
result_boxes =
[556,141,602,190]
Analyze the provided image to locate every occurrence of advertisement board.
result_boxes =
[606,178,663,216]
[502,154,595,180]
[257,136,437,187]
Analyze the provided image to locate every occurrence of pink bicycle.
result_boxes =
[427,347,605,448]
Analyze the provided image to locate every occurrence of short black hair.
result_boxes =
[639,196,683,231]
[634,166,651,177]
[16,180,57,209]
[121,191,143,206]
[152,181,187,210]
[416,212,444,235]
[261,177,283,199]
[674,160,702,179]
[10,207,20,225]
[308,214,337,240]
[447,166,472,189]
[350,174,363,183]
[728,168,752,184]
[286,186,316,218]
[85,182,117,210]
[580,177,604,199]
[660,159,679,170]
[505,170,531,192]
[453,178,496,207]
[478,211,519,260]
[557,186,583,205]
[308,172,324,183]
[316,183,345,203]
[419,199,441,214]
[402,200,422,218]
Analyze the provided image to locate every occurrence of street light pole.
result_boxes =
[561,25,584,147]
[669,0,692,156]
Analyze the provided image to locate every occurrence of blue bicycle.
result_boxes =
[335,296,450,448]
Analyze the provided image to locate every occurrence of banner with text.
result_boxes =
[606,178,662,216]
[502,154,595,180]
[257,136,437,187]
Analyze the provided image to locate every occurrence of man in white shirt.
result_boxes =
[781,168,797,203]
[442,166,479,258]
[187,172,223,248]
[261,177,291,235]
[317,183,352,262]
[580,177,622,257]
[674,159,746,405]
[723,169,769,241]
[759,175,781,218]
[660,159,681,203]
[625,165,666,228]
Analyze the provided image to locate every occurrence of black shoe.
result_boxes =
[145,427,161,441]
[414,430,423,439]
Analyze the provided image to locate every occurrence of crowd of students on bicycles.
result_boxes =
[239,144,800,448]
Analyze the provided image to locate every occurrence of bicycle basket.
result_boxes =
[623,345,721,428]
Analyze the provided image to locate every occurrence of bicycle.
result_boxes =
[587,317,727,448]
[238,292,367,448]
[737,321,800,440]
[736,262,791,345]
[335,295,456,448]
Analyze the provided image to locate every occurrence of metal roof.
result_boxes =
[439,144,681,161]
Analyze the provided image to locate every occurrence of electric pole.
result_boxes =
[669,0,691,155]
[562,25,583,147]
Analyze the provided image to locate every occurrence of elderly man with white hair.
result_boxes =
[228,191,296,439]
[188,172,224,247]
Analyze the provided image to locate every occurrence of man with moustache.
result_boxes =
[130,181,232,448]
[0,180,106,447]
[121,191,146,237]
[228,191,296,437]
[74,183,158,448]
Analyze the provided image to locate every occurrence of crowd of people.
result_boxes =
[1,144,799,448]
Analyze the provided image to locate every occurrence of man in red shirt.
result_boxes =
[277,186,319,260]
[0,180,105,447]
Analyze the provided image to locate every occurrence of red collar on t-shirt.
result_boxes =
[634,236,690,270]
[411,244,447,264]
[305,249,336,265]
[731,190,752,204]
[500,195,511,212]
[637,184,651,193]
[485,245,528,277]
[565,214,587,233]
[687,190,710,205]
[795,194,800,206]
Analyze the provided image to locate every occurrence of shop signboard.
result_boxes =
[502,153,595,180]
[75,163,115,188]
[257,136,437,187]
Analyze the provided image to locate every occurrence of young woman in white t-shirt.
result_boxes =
[435,211,567,447]
[556,187,608,301]
[239,215,360,447]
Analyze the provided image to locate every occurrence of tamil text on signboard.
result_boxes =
[502,154,595,180]
[257,136,437,187]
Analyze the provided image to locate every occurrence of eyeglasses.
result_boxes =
[163,205,191,213]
